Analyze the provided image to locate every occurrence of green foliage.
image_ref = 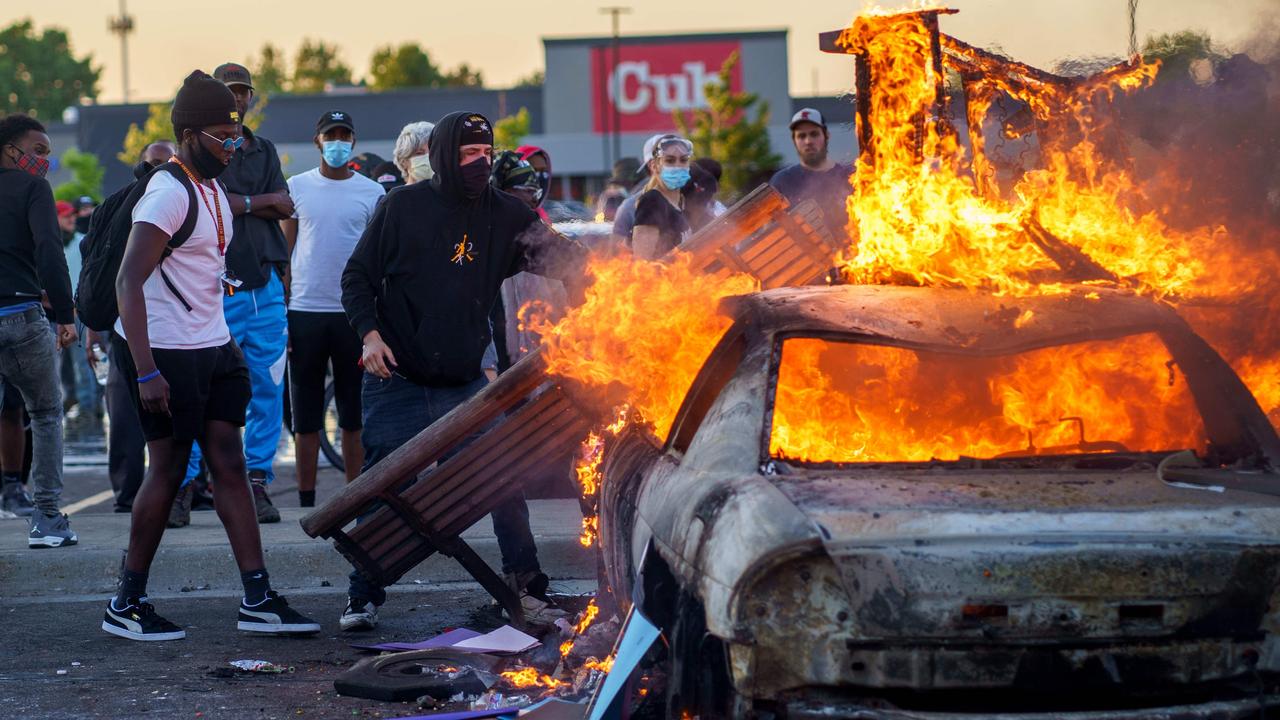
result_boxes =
[1142,30,1224,84]
[0,19,100,120]
[514,69,545,88]
[674,52,781,201]
[53,148,104,203]
[292,39,352,94]
[494,108,531,151]
[118,102,173,165]
[251,44,290,95]
[370,43,443,90]
[443,63,484,88]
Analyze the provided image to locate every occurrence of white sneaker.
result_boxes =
[339,598,378,631]
[514,592,569,626]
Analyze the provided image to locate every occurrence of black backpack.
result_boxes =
[76,162,200,332]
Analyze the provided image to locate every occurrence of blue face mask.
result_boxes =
[660,167,690,191]
[321,140,353,169]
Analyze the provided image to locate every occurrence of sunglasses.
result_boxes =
[201,130,245,152]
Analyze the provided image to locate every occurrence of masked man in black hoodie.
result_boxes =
[340,111,585,630]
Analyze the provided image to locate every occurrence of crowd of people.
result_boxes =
[0,59,850,642]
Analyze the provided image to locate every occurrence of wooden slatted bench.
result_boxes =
[300,349,606,627]
[681,184,846,289]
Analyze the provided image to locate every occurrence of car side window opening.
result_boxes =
[667,330,748,456]
[769,333,1209,465]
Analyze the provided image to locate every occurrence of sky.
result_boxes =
[6,0,1277,105]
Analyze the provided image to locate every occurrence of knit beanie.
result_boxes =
[171,70,240,136]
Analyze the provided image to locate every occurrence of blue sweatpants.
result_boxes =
[184,272,288,485]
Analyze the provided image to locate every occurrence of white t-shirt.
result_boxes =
[286,168,385,313]
[114,171,233,350]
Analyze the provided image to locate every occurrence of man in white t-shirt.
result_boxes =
[281,110,384,507]
[105,70,319,642]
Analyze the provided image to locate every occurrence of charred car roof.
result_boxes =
[720,284,1183,353]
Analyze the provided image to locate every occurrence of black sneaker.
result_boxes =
[102,597,186,641]
[339,598,379,632]
[238,591,320,634]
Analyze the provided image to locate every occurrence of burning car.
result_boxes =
[593,283,1280,718]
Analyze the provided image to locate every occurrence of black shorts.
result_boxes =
[113,333,251,444]
[287,310,363,434]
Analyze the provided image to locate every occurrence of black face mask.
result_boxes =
[75,216,91,234]
[534,170,551,198]
[187,134,228,180]
[460,157,491,199]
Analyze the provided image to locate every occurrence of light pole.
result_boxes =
[108,0,135,102]
[600,6,631,173]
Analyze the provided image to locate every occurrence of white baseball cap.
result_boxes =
[789,107,826,131]
[636,133,666,175]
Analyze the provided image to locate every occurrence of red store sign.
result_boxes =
[591,41,743,133]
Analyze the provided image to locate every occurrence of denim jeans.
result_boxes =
[0,309,64,513]
[348,372,541,605]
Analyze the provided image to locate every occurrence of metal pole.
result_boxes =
[600,7,631,174]
[108,0,135,102]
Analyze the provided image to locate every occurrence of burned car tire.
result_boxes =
[666,591,737,719]
[334,649,499,702]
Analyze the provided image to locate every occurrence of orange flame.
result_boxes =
[534,254,756,437]
[771,334,1204,463]
[500,666,564,689]
[585,655,615,673]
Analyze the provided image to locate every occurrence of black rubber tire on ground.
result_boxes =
[319,379,344,473]
[333,649,500,702]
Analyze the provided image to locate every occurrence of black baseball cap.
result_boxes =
[213,63,254,89]
[317,109,355,135]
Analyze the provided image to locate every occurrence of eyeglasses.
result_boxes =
[201,130,245,152]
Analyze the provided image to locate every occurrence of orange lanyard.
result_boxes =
[171,157,227,256]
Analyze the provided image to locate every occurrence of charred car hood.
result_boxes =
[768,468,1280,643]
[772,468,1280,543]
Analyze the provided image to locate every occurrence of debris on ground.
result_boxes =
[229,659,290,673]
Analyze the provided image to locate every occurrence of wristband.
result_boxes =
[137,369,162,384]
[244,194,252,214]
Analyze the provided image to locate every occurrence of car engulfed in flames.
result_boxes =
[591,284,1280,717]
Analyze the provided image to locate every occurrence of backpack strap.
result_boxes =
[156,163,200,248]
[152,162,201,313]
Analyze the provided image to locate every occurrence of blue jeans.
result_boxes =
[348,373,541,605]
[0,309,63,513]
[184,272,288,485]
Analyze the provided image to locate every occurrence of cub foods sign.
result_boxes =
[591,41,743,133]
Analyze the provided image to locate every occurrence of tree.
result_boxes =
[53,149,104,203]
[514,69,545,88]
[0,19,100,120]
[443,63,485,88]
[369,43,444,90]
[251,43,290,95]
[118,102,173,165]
[1142,30,1225,84]
[674,52,781,200]
[494,107,531,151]
[291,39,352,94]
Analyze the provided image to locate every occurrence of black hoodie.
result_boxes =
[341,111,585,387]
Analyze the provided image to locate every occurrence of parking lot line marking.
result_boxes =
[63,490,115,515]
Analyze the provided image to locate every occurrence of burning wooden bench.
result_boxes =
[300,184,846,622]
